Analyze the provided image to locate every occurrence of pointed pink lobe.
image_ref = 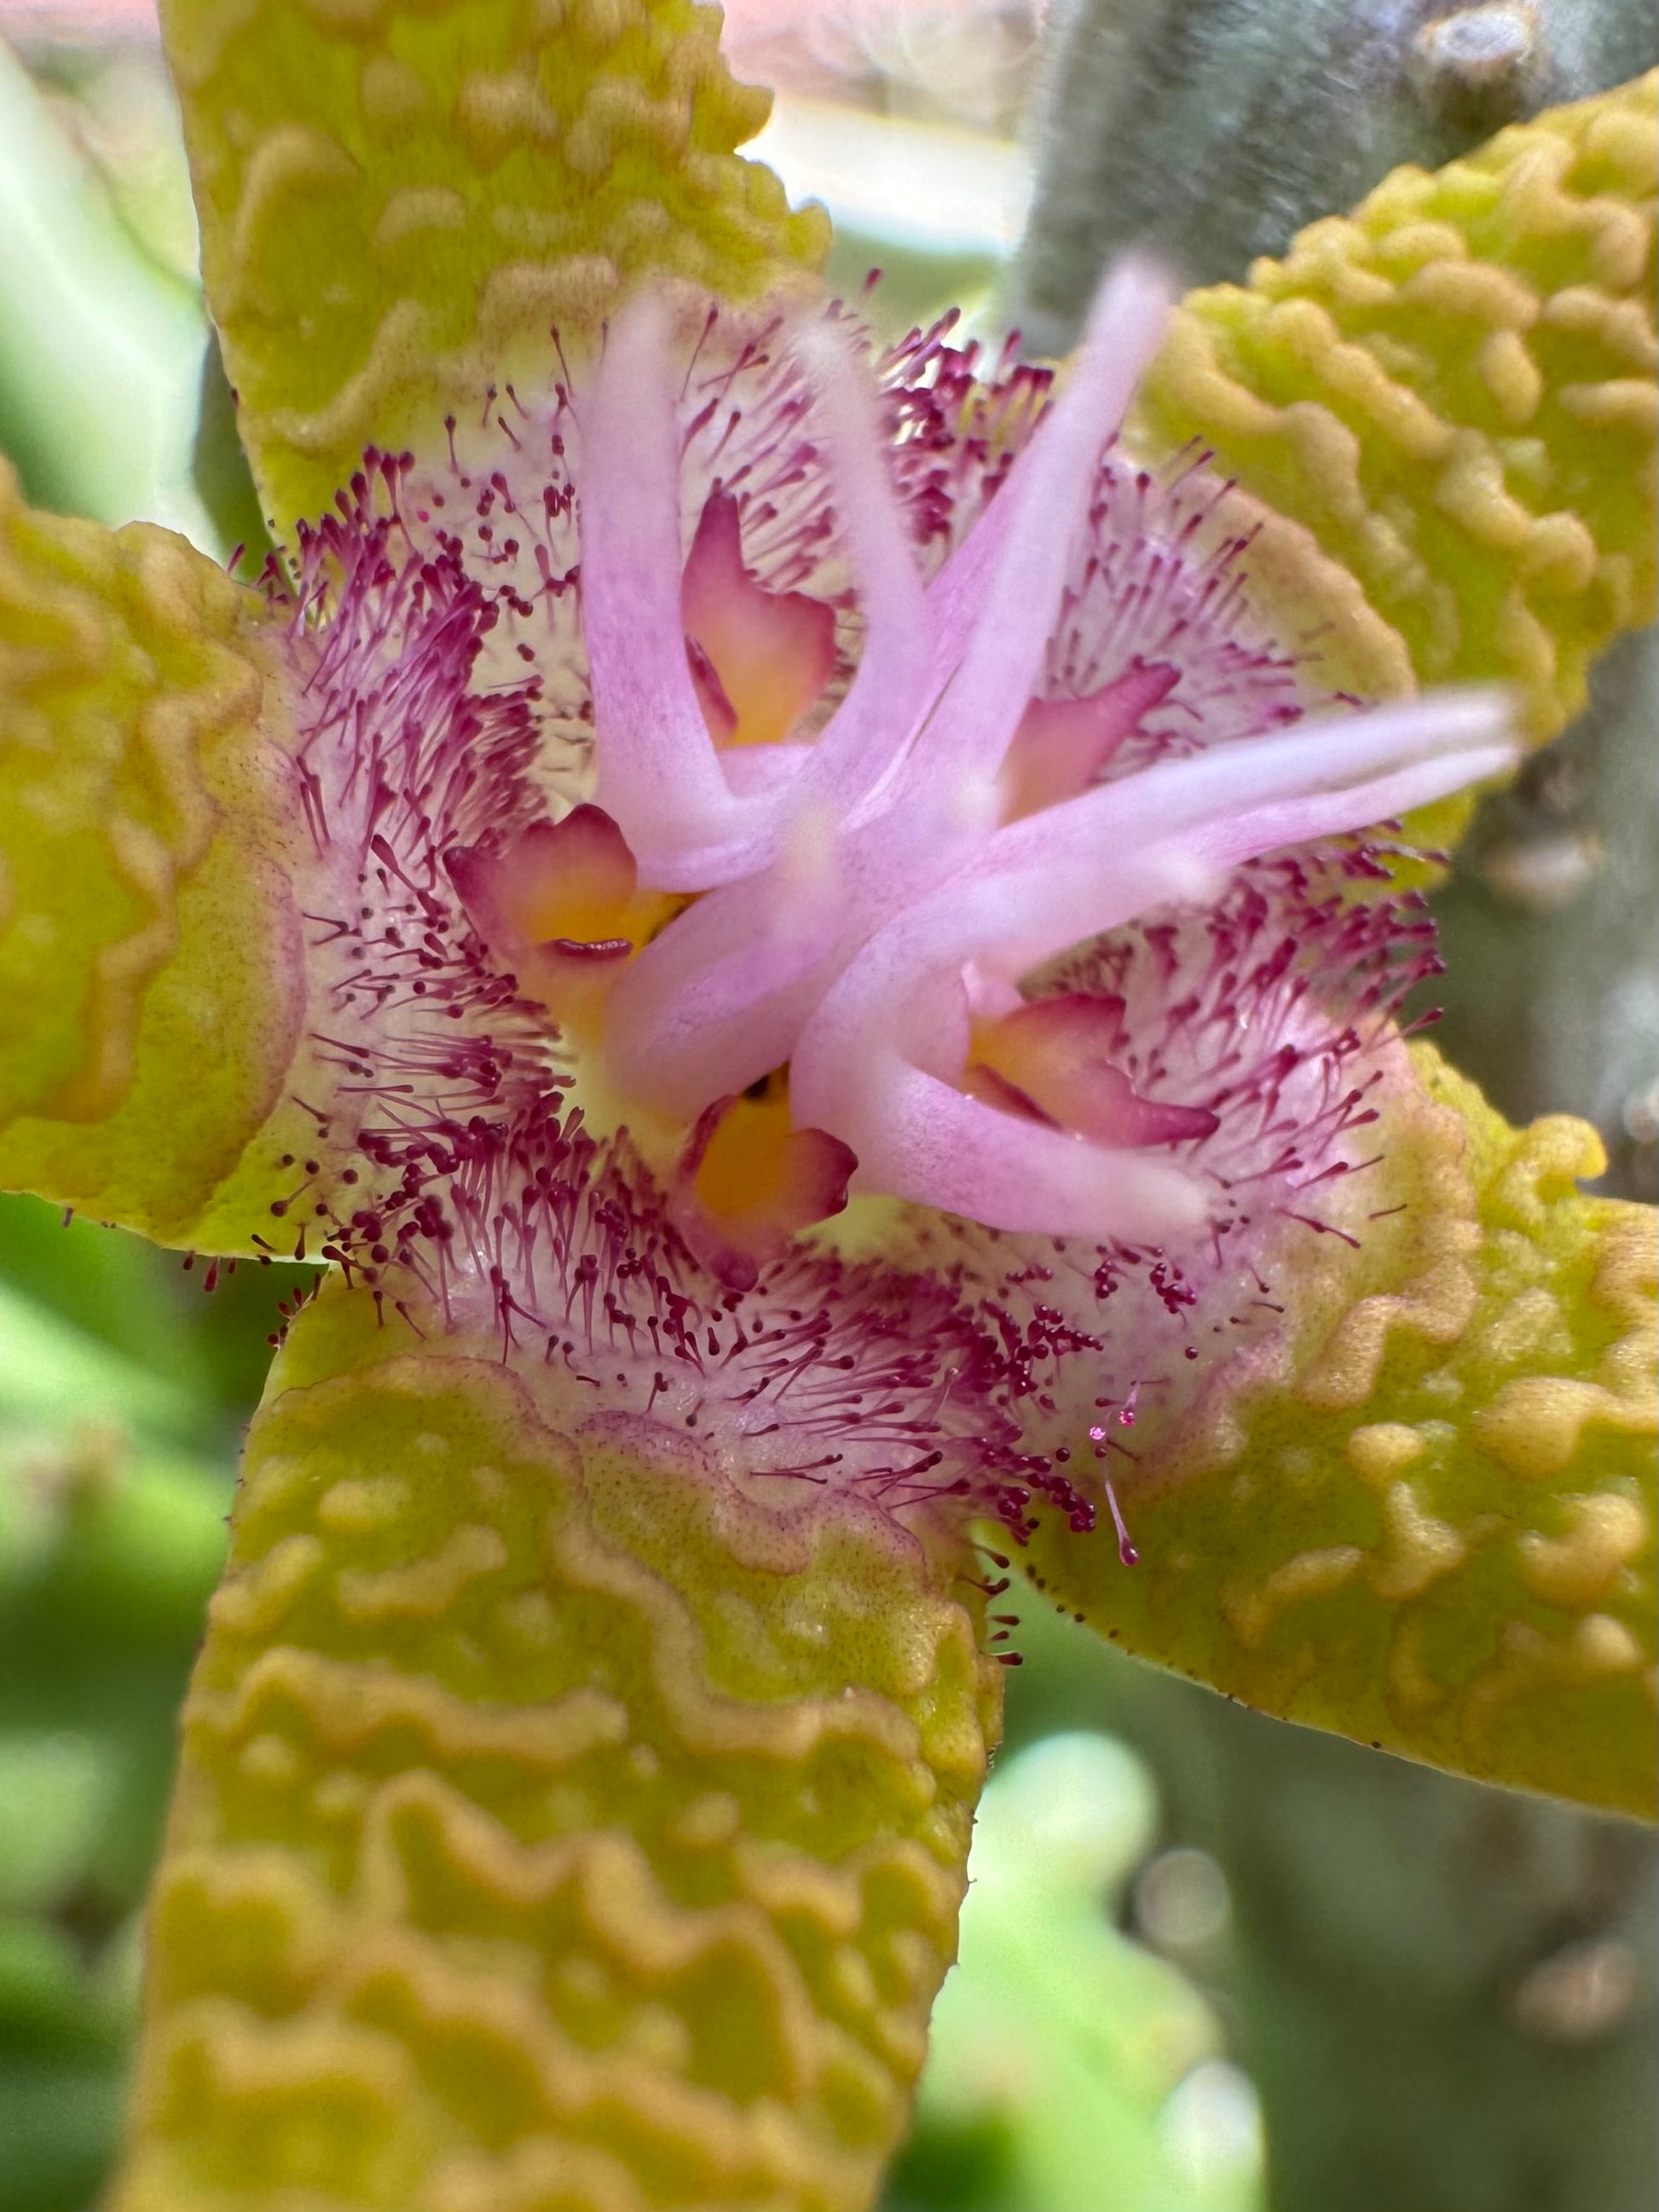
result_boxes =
[968,994,1220,1147]
[446,806,678,1011]
[682,491,839,751]
[448,805,635,941]
[887,258,1176,815]
[786,690,1513,1241]
[669,1088,857,1291]
[579,293,928,890]
[997,661,1181,822]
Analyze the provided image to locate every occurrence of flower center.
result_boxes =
[356,267,1513,1284]
[261,280,1513,1536]
[557,270,1512,1256]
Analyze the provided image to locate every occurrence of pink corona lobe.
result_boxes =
[252,259,1513,1553]
[682,488,839,749]
[671,1083,858,1292]
[966,994,1223,1148]
[997,663,1180,823]
[447,806,678,1022]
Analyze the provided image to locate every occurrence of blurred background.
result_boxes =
[1,3,1655,2209]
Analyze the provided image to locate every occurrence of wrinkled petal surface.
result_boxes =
[110,1279,999,2211]
[0,463,307,1245]
[1020,1046,1658,1819]
[1134,70,1659,768]
[159,0,829,527]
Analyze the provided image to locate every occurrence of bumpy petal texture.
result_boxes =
[112,1280,1000,2212]
[1135,72,1658,759]
[1024,1044,1657,1819]
[0,462,309,1245]
[159,0,830,528]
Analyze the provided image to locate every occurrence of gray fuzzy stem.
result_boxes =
[1006,0,1657,354]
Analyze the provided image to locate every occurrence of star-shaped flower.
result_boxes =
[1,9,1654,2208]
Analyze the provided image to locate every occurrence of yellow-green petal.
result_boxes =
[1139,72,1658,769]
[1025,1042,1656,1818]
[113,1280,999,2212]
[0,462,306,1247]
[159,0,830,532]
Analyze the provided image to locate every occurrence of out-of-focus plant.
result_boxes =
[0,7,1654,2212]
[0,1284,228,2212]
[726,0,1043,338]
[0,30,210,539]
[890,1731,1263,2212]
[1009,0,1659,351]
[722,0,1043,135]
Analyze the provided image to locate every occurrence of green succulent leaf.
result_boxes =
[113,1280,997,2212]
[0,465,308,1248]
[158,0,830,530]
[1136,72,1658,770]
[1030,1044,1657,1818]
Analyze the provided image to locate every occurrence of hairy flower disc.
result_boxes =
[231,273,1514,1551]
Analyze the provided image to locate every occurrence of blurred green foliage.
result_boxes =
[0,1278,224,2209]
[0,1147,318,2212]
[0,36,209,541]
[889,1733,1258,2212]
